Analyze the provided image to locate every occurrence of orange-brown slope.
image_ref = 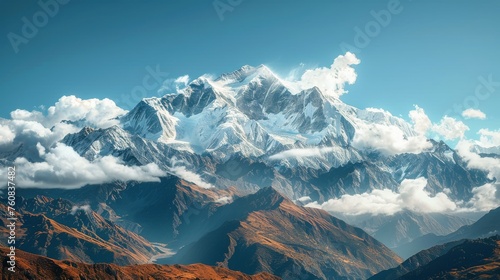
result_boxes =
[0,246,280,280]
[172,187,402,280]
[0,203,157,265]
[18,196,159,263]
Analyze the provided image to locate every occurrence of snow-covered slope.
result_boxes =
[116,65,416,168]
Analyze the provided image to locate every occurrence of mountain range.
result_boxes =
[395,206,500,259]
[341,210,474,249]
[10,181,401,280]
[168,187,402,280]
[1,63,499,279]
[11,64,482,203]
[370,234,500,280]
[0,246,279,280]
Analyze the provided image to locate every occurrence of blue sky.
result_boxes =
[1,0,499,142]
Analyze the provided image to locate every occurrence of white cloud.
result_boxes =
[297,52,360,99]
[3,96,127,151]
[269,146,342,161]
[462,109,486,120]
[298,196,312,203]
[466,183,500,212]
[295,196,313,206]
[432,116,469,140]
[0,124,15,145]
[6,119,80,149]
[169,165,214,189]
[159,75,190,95]
[456,139,500,181]
[305,178,458,216]
[6,143,165,189]
[70,205,91,215]
[455,139,500,211]
[409,105,432,135]
[286,62,306,82]
[352,122,432,156]
[477,129,500,148]
[175,75,190,85]
[215,196,232,204]
[11,95,126,129]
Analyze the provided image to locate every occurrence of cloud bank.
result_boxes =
[352,122,432,156]
[4,143,165,189]
[1,95,127,149]
[11,95,126,129]
[456,139,500,181]
[306,178,457,215]
[0,96,167,189]
[477,129,500,148]
[352,106,435,156]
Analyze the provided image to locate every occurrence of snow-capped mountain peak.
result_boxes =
[115,64,423,165]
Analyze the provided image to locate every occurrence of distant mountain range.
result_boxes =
[394,206,500,259]
[341,210,473,250]
[370,206,500,279]
[370,235,500,280]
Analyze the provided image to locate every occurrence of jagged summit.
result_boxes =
[113,63,415,164]
[215,64,277,85]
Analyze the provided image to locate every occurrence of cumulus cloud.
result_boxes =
[454,139,500,211]
[407,107,469,141]
[466,183,500,212]
[432,116,469,140]
[409,105,432,135]
[350,106,441,156]
[11,95,126,129]
[7,119,79,151]
[2,96,127,151]
[352,122,432,156]
[297,52,360,99]
[159,75,190,95]
[0,124,15,145]
[477,129,500,148]
[70,205,91,215]
[462,109,486,120]
[5,143,165,189]
[305,178,458,215]
[456,139,500,181]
